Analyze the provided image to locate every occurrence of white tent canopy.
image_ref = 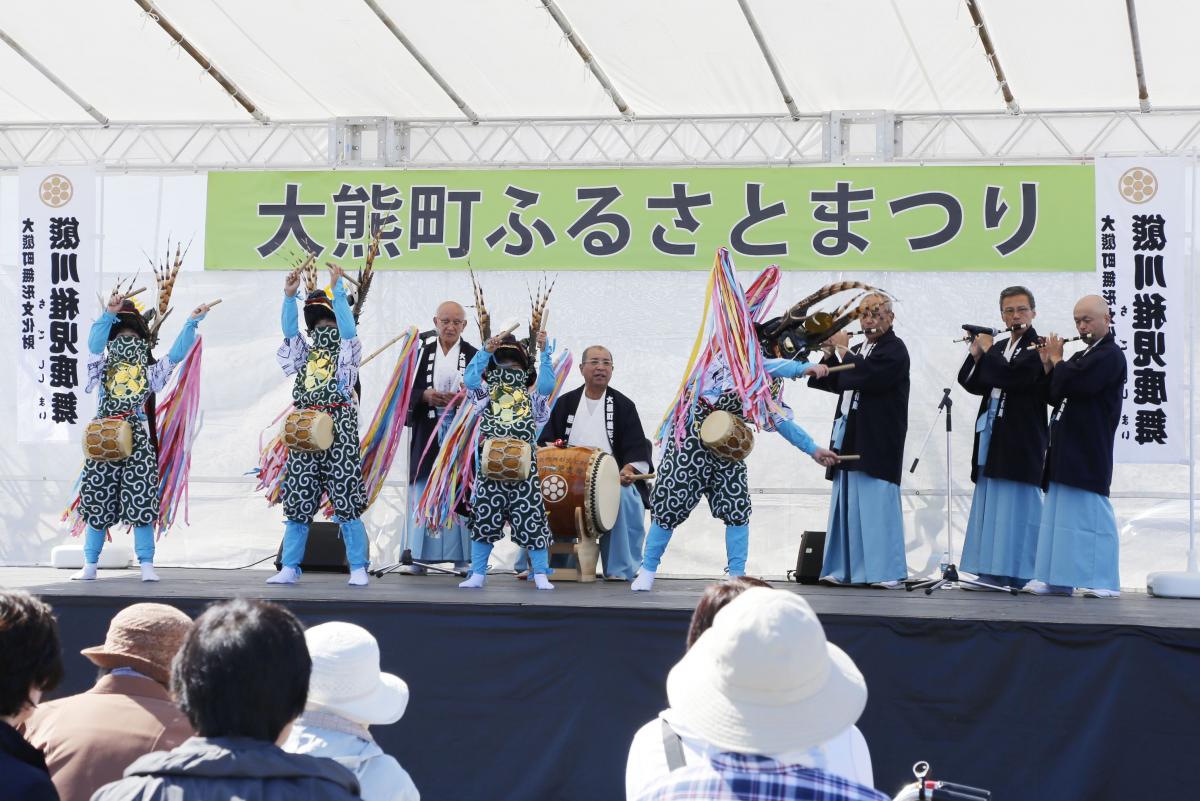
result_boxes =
[1,0,1198,124]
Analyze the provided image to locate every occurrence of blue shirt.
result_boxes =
[636,752,888,801]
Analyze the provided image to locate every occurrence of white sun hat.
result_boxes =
[304,622,409,726]
[665,587,867,756]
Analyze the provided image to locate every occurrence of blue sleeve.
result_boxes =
[281,294,299,339]
[332,281,357,339]
[89,311,118,355]
[536,349,556,396]
[465,348,492,390]
[776,418,818,455]
[167,317,201,362]
[765,358,815,379]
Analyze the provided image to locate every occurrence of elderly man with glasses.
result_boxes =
[956,286,1049,590]
[809,294,911,589]
[401,301,478,574]
[536,345,653,580]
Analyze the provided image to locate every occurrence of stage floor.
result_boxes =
[6,565,1199,801]
[2,565,1195,631]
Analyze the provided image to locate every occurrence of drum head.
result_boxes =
[700,411,732,444]
[590,453,621,533]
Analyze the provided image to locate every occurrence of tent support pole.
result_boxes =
[131,0,269,123]
[735,0,802,121]
[964,0,1019,115]
[0,27,109,125]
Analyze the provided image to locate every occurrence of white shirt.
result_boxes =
[568,392,611,453]
[625,711,874,800]
[432,339,463,393]
[837,342,874,418]
[988,335,1023,399]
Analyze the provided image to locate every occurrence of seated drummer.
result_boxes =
[458,330,558,590]
[538,345,652,581]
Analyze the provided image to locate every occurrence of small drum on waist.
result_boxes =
[83,418,134,462]
[699,410,755,461]
[537,446,621,540]
[481,437,531,482]
[281,408,335,452]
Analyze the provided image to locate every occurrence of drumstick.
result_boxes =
[203,298,222,309]
[835,454,861,461]
[324,262,361,287]
[360,332,408,367]
[826,363,856,373]
[124,286,147,299]
[497,321,520,338]
[627,472,655,481]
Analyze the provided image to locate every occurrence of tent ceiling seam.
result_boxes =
[206,0,336,118]
[889,0,944,111]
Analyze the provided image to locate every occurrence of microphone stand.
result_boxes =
[905,387,1016,595]
[372,548,468,578]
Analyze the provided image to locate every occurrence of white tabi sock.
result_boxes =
[266,566,300,585]
[532,573,554,591]
[71,563,98,581]
[631,569,656,592]
[347,567,369,587]
[458,573,487,589]
[140,563,160,583]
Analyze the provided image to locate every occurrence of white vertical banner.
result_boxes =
[1094,157,1187,464]
[17,168,98,444]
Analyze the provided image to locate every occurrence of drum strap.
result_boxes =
[300,403,351,412]
[660,719,687,772]
[99,408,139,422]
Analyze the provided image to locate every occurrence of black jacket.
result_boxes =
[956,327,1049,485]
[808,329,910,486]
[1042,332,1127,497]
[406,332,478,483]
[0,721,58,801]
[539,385,653,508]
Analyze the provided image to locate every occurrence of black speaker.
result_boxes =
[792,530,826,585]
[274,522,366,573]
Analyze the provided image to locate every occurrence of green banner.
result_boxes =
[204,165,1095,271]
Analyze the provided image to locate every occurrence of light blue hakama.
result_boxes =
[406,477,472,563]
[822,417,907,584]
[534,484,646,579]
[1033,481,1120,591]
[960,397,1043,587]
[598,484,647,579]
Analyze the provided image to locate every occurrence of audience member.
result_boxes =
[629,587,887,801]
[92,599,359,801]
[627,579,874,799]
[0,590,64,801]
[25,603,194,801]
[284,622,419,801]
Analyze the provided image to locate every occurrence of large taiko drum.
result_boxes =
[281,408,335,452]
[82,418,133,462]
[699,410,755,461]
[537,445,621,540]
[481,437,532,482]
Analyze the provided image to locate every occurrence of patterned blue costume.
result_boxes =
[272,279,368,581]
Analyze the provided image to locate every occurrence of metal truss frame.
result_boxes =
[2,109,1198,172]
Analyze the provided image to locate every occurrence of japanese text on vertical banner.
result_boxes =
[16,169,97,444]
[204,166,1095,271]
[1095,158,1187,464]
